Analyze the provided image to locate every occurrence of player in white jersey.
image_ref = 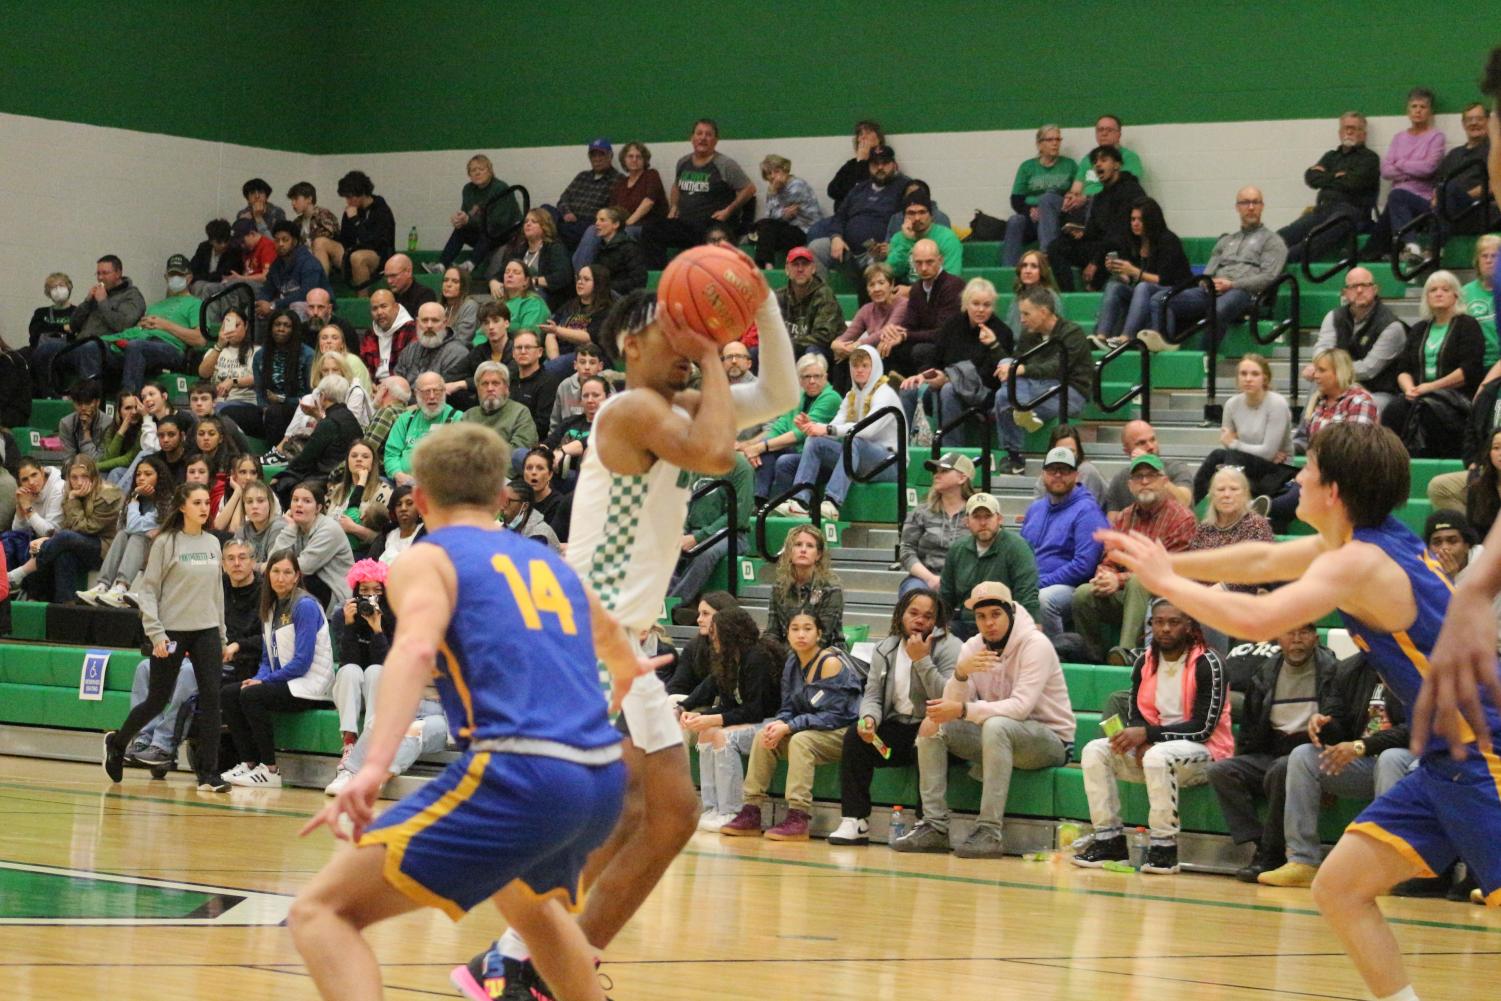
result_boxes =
[457,276,799,1000]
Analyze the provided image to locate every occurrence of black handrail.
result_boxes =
[753,480,825,562]
[1247,272,1302,408]
[1093,336,1152,422]
[685,477,740,597]
[1300,212,1360,284]
[1007,336,1074,421]
[1437,167,1492,230]
[1160,273,1220,421]
[198,281,255,340]
[841,405,907,562]
[1392,211,1438,283]
[929,403,994,493]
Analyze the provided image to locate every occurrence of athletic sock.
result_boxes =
[496,926,529,961]
[1378,987,1419,1001]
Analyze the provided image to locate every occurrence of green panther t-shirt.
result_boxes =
[673,152,752,226]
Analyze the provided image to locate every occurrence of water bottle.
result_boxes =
[889,805,907,843]
[1057,822,1083,851]
[1128,826,1149,869]
[407,226,419,252]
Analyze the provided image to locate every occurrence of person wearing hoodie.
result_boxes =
[393,302,471,389]
[1046,145,1147,292]
[590,206,647,293]
[781,344,901,521]
[892,581,1075,858]
[993,286,1095,475]
[52,255,150,391]
[358,290,415,382]
[254,221,331,318]
[775,247,844,362]
[1020,446,1108,637]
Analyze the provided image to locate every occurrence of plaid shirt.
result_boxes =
[1107,497,1196,574]
[557,169,624,218]
[362,403,410,456]
[1298,386,1379,450]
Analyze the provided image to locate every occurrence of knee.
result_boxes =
[979,715,1018,746]
[1079,737,1110,768]
[916,719,941,740]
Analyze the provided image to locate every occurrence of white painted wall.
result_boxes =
[2,109,1472,351]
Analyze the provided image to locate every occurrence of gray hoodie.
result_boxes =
[70,279,147,340]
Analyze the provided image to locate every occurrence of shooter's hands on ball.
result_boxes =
[1095,529,1174,594]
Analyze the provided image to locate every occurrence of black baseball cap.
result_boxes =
[868,144,896,162]
[165,254,192,275]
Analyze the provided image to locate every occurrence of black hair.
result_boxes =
[1048,423,1087,462]
[272,220,301,241]
[888,587,948,638]
[1089,144,1123,166]
[580,375,612,397]
[67,378,102,405]
[578,262,612,312]
[194,414,242,475]
[261,309,308,397]
[286,181,317,201]
[241,178,272,198]
[336,170,374,198]
[109,389,142,448]
[707,604,778,696]
[386,482,417,525]
[1468,427,1501,535]
[601,288,657,359]
[1131,197,1169,246]
[205,218,232,242]
[703,221,734,245]
[133,453,177,521]
[477,300,512,324]
[155,414,185,438]
[694,117,719,137]
[97,254,123,272]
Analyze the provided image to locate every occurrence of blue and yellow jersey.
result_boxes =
[419,525,618,752]
[1340,516,1501,756]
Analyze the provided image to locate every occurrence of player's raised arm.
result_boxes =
[727,287,800,430]
[1417,511,1501,757]
[1160,533,1329,585]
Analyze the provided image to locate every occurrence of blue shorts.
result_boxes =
[360,750,625,920]
[1348,751,1501,906]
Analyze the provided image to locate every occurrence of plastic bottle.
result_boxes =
[1128,826,1149,869]
[1057,822,1082,851]
[407,226,419,252]
[889,805,907,843]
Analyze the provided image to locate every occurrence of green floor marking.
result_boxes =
[0,866,229,919]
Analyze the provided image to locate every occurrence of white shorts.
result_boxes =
[616,668,684,755]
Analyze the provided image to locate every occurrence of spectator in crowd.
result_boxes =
[549,345,606,428]
[255,222,329,321]
[1046,146,1146,293]
[1091,197,1193,348]
[271,483,354,615]
[187,381,252,459]
[198,309,258,411]
[753,155,823,268]
[244,310,313,443]
[885,239,964,376]
[188,220,243,291]
[1428,354,1501,517]
[323,441,393,558]
[1073,454,1196,661]
[309,325,373,408]
[738,353,841,504]
[776,247,843,361]
[463,361,538,450]
[994,287,1093,475]
[1380,270,1485,457]
[381,253,435,318]
[679,604,783,830]
[464,300,513,384]
[540,265,612,373]
[764,524,844,646]
[303,288,357,354]
[231,479,281,568]
[1021,446,1108,638]
[228,218,277,284]
[810,144,909,288]
[213,455,265,536]
[538,374,607,484]
[1423,510,1481,598]
[831,589,960,845]
[27,271,77,396]
[1073,598,1232,874]
[1466,235,1500,369]
[487,259,551,336]
[897,277,1010,443]
[394,302,469,389]
[1102,419,1194,513]
[52,255,147,387]
[271,374,362,506]
[894,580,1075,857]
[720,609,862,841]
[897,453,976,597]
[1293,347,1380,453]
[57,378,108,463]
[1280,112,1382,263]
[369,483,424,565]
[886,189,964,282]
[825,120,885,217]
[520,450,572,544]
[1303,266,1407,412]
[497,209,574,310]
[359,289,415,383]
[547,139,625,251]
[91,255,206,393]
[831,263,907,366]
[1436,103,1500,242]
[14,456,122,603]
[1030,424,1108,507]
[285,181,342,277]
[1006,249,1062,334]
[1363,87,1446,264]
[384,372,463,486]
[333,170,395,291]
[664,592,738,695]
[595,141,667,249]
[193,415,243,519]
[220,547,335,789]
[779,345,900,521]
[590,206,647,294]
[507,331,560,439]
[499,479,559,551]
[438,154,519,272]
[144,415,192,486]
[3,458,65,573]
[1004,124,1077,267]
[1260,652,1415,888]
[1143,187,1287,353]
[1207,622,1333,881]
[1192,354,1295,503]
[361,375,412,459]
[97,390,144,487]
[329,558,395,768]
[1188,465,1276,609]
[76,454,172,607]
[641,119,757,267]
[667,452,753,605]
[1464,429,1501,538]
[324,638,446,798]
[883,179,953,246]
[1051,115,1146,226]
[236,177,285,237]
[939,492,1040,639]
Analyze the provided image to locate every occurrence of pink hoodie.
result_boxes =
[945,607,1075,743]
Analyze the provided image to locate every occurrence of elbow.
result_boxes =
[697,443,736,477]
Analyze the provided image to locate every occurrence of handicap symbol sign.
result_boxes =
[78,650,109,702]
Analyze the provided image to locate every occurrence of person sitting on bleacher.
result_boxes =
[57,378,108,463]
[897,277,1013,447]
[253,221,330,323]
[641,119,758,268]
[1091,197,1193,349]
[1192,353,1295,504]
[188,219,242,294]
[1029,424,1107,508]
[97,390,142,488]
[520,451,572,545]
[666,451,753,606]
[304,289,358,355]
[77,454,172,608]
[271,374,362,508]
[1462,429,1501,539]
[1186,467,1274,627]
[333,170,396,292]
[329,558,395,773]
[102,255,207,395]
[832,587,960,846]
[590,207,647,295]
[739,353,839,505]
[810,144,909,292]
[226,219,276,286]
[1379,270,1486,459]
[499,480,559,552]
[1005,250,1061,337]
[1073,598,1231,875]
[306,330,373,423]
[1003,124,1077,268]
[215,455,270,535]
[495,210,575,311]
[235,177,284,238]
[764,524,844,647]
[897,453,975,598]
[384,372,463,487]
[1101,419,1193,514]
[753,155,823,270]
[271,482,354,615]
[776,247,843,364]
[378,251,436,322]
[231,480,280,570]
[938,492,1039,641]
[287,181,344,280]
[360,375,411,461]
[1051,115,1146,229]
[323,440,392,558]
[359,290,414,383]
[245,310,314,445]
[881,239,963,378]
[437,154,517,274]
[141,413,192,488]
[885,187,963,285]
[199,309,258,414]
[830,263,907,367]
[1361,87,1446,266]
[1278,112,1381,265]
[540,265,611,375]
[1046,145,1144,293]
[1301,266,1406,414]
[13,456,122,603]
[394,303,470,392]
[50,256,146,391]
[462,361,538,452]
[1021,446,1107,639]
[1142,187,1286,354]
[487,259,552,339]
[27,271,76,397]
[548,345,605,430]
[194,416,243,520]
[220,547,335,789]
[895,580,1074,857]
[993,287,1093,476]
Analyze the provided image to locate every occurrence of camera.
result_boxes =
[356,594,381,617]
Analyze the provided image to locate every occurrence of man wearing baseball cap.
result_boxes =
[549,137,625,250]
[1072,453,1195,661]
[101,253,208,393]
[1020,446,1108,637]
[938,492,1039,639]
[893,580,1075,858]
[776,247,843,358]
[1423,511,1478,581]
[886,186,963,283]
[809,143,909,287]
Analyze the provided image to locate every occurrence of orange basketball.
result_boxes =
[656,244,763,348]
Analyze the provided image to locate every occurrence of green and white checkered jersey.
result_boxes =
[565,395,693,631]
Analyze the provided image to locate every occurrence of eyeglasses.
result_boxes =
[1235,199,1264,207]
[1129,470,1163,482]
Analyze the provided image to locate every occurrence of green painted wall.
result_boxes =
[1,1,1492,155]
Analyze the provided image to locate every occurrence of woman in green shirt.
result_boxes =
[1004,124,1077,266]
[1464,234,1499,373]
[484,259,550,343]
[1383,269,1486,458]
[99,390,143,488]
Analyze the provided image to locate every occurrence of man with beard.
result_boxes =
[359,290,414,382]
[462,361,539,450]
[384,371,462,486]
[394,302,469,389]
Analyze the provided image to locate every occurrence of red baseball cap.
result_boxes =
[786,247,815,265]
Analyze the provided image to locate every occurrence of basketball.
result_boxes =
[655,244,764,348]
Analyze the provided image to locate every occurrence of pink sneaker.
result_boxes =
[765,809,811,841]
[719,803,764,837]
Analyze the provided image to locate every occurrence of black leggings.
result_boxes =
[115,628,223,779]
[840,718,923,819]
[220,679,326,767]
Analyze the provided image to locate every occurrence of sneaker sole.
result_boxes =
[954,849,1008,859]
[1070,856,1124,869]
[449,965,491,1001]
[891,842,951,854]
[826,836,869,846]
[718,827,764,837]
[764,831,809,842]
[1141,865,1180,875]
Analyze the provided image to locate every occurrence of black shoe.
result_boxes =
[1389,874,1451,897]
[464,954,548,1001]
[1236,842,1284,883]
[196,774,230,793]
[1071,833,1129,868]
[1449,870,1480,902]
[1007,453,1027,476]
[102,731,124,783]
[1142,843,1180,874]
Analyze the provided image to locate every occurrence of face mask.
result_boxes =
[166,275,189,294]
[49,286,70,304]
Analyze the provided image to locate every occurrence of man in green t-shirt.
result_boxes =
[885,192,964,281]
[107,254,207,393]
[1039,115,1146,235]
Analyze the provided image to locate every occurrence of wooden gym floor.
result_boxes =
[0,757,1495,1000]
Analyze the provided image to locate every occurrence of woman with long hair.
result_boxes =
[15,455,123,602]
[520,449,572,543]
[271,481,355,613]
[539,263,614,372]
[194,414,244,520]
[1006,249,1061,334]
[219,547,335,788]
[680,603,784,829]
[898,454,975,595]
[98,390,143,487]
[311,322,373,401]
[1092,197,1193,349]
[492,208,573,309]
[439,266,478,346]
[664,590,742,694]
[78,454,174,607]
[764,524,844,646]
[486,258,551,335]
[233,479,282,568]
[216,454,275,535]
[1192,353,1295,502]
[246,308,314,442]
[1270,347,1381,530]
[324,439,393,556]
[1467,428,1501,538]
[199,308,257,409]
[103,482,229,791]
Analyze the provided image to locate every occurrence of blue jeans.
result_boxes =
[994,379,1088,455]
[698,722,763,815]
[119,339,186,394]
[127,657,197,754]
[30,336,71,395]
[49,339,109,389]
[792,434,895,507]
[1282,742,1416,866]
[1095,280,1163,338]
[758,449,803,502]
[898,574,934,598]
[1038,582,1078,637]
[1151,285,1253,351]
[667,533,746,604]
[1004,199,1063,267]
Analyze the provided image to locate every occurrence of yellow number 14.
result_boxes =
[491,555,579,635]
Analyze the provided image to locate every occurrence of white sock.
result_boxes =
[1378,987,1419,1001]
[496,926,529,961]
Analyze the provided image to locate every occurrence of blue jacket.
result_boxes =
[257,245,330,307]
[831,172,910,249]
[1020,484,1108,589]
[776,647,862,733]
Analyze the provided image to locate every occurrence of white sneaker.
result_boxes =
[96,583,131,608]
[819,500,841,521]
[774,499,808,517]
[228,764,282,788]
[1136,329,1178,353]
[1012,409,1045,433]
[457,260,475,274]
[827,817,870,846]
[220,762,253,782]
[697,810,726,831]
[76,582,110,605]
[324,769,353,797]
[6,568,23,588]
